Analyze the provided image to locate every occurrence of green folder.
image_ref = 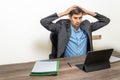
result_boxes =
[30,60,60,76]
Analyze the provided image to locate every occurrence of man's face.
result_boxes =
[69,13,83,29]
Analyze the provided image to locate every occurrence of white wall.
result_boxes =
[0,0,120,65]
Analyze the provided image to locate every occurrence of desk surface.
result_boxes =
[0,52,120,80]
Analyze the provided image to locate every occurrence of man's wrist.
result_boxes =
[57,12,67,17]
[87,11,97,16]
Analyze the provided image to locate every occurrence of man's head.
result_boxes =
[69,7,84,30]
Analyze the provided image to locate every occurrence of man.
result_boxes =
[40,5,110,59]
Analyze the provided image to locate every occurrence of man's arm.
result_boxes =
[78,6,110,31]
[40,5,110,32]
[78,5,97,16]
[40,5,78,32]
[40,13,60,32]
[91,13,110,31]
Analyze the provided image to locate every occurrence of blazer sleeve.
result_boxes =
[91,13,110,31]
[40,13,61,32]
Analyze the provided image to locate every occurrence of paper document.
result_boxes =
[110,56,120,63]
[30,60,59,76]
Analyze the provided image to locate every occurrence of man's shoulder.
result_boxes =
[82,20,90,24]
[81,20,91,26]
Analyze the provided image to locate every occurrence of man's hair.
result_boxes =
[69,7,84,16]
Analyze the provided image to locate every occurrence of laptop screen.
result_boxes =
[84,49,113,64]
[76,48,114,72]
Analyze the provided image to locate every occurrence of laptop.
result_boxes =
[76,48,113,72]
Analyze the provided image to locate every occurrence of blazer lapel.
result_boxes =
[67,25,71,40]
[80,20,93,51]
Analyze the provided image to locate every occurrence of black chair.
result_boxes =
[49,32,58,59]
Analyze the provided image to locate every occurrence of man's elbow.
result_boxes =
[40,19,44,25]
[106,17,110,25]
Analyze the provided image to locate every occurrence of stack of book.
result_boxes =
[30,60,60,76]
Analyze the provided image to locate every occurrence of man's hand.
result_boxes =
[57,5,97,17]
[57,5,78,17]
[78,5,97,16]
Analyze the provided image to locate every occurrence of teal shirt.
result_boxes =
[64,24,87,57]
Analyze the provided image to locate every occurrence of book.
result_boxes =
[30,60,60,76]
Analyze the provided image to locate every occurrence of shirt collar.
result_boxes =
[70,24,81,32]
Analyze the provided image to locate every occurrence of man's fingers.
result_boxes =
[72,5,78,8]
[69,5,78,11]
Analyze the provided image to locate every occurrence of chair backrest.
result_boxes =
[50,32,58,48]
[49,32,58,59]
[92,35,101,40]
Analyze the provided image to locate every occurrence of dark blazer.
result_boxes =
[40,13,110,59]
